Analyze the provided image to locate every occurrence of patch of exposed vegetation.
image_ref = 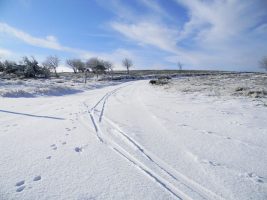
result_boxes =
[166,72,267,104]
[149,78,170,85]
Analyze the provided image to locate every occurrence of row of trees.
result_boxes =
[0,56,134,78]
[66,57,113,76]
[66,57,133,75]
[0,56,59,78]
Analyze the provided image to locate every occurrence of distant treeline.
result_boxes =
[0,56,133,79]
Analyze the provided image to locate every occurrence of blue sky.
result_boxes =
[0,0,267,71]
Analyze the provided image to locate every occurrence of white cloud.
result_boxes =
[0,22,97,58]
[0,22,100,59]
[0,22,66,50]
[176,0,267,45]
[95,0,137,21]
[139,0,171,20]
[0,22,141,70]
[45,35,58,42]
[2,0,267,71]
[108,0,267,70]
[173,0,267,69]
[111,21,178,54]
[0,48,12,58]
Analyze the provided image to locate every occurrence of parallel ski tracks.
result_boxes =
[83,83,226,200]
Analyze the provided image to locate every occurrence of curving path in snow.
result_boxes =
[0,80,266,200]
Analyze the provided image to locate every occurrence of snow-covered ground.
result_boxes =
[0,73,266,200]
[0,75,123,97]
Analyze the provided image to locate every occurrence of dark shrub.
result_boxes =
[3,61,23,74]
[149,80,157,84]
[0,61,4,72]
[158,76,171,80]
[149,79,169,85]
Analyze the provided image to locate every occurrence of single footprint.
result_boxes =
[257,179,264,183]
[180,124,188,127]
[247,172,264,183]
[46,156,51,159]
[208,161,221,166]
[15,180,25,187]
[33,176,41,182]
[206,131,213,134]
[201,159,221,167]
[62,142,66,145]
[74,147,82,153]
[201,130,213,134]
[16,186,26,192]
[50,144,57,150]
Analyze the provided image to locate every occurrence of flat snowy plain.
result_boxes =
[0,73,266,200]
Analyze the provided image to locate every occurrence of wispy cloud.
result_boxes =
[173,0,267,69]
[0,48,12,58]
[0,22,66,51]
[138,0,172,20]
[0,22,138,69]
[0,22,99,58]
[2,0,267,71]
[111,21,178,54]
[107,0,267,70]
[176,0,267,45]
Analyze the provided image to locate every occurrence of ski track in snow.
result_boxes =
[83,83,226,200]
[2,79,266,199]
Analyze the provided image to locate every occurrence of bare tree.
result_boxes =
[0,60,4,72]
[122,58,133,74]
[76,60,85,73]
[43,55,60,77]
[66,59,77,73]
[177,62,183,71]
[85,57,108,79]
[85,57,101,70]
[84,68,92,84]
[103,61,114,79]
[260,56,267,71]
[84,58,98,83]
[66,59,85,73]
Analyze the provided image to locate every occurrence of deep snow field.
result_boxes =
[0,72,266,200]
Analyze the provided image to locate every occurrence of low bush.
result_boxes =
[158,76,172,80]
[149,79,169,85]
[0,57,51,78]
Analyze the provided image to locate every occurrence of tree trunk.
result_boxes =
[54,68,58,77]
[84,71,87,84]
